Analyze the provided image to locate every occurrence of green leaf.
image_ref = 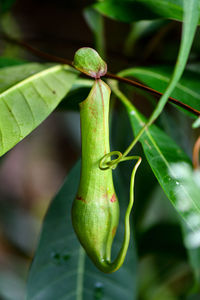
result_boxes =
[127,107,196,230]
[27,162,137,300]
[0,64,78,157]
[95,0,200,24]
[119,66,200,115]
[94,0,159,23]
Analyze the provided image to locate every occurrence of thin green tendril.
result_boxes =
[99,151,141,272]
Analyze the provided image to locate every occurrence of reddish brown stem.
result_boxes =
[105,72,200,116]
[193,136,200,169]
[1,34,73,67]
[1,34,200,116]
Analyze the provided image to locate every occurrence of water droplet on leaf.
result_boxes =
[62,253,70,261]
[94,282,104,300]
[51,252,61,265]
[51,251,71,265]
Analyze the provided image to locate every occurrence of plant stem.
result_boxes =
[105,72,200,116]
[0,33,199,117]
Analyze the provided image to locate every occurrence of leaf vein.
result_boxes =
[1,97,22,138]
[18,89,36,125]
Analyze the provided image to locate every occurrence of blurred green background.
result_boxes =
[0,0,200,299]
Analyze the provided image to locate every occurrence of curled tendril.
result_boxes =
[99,151,122,170]
[99,150,141,171]
[99,150,142,272]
